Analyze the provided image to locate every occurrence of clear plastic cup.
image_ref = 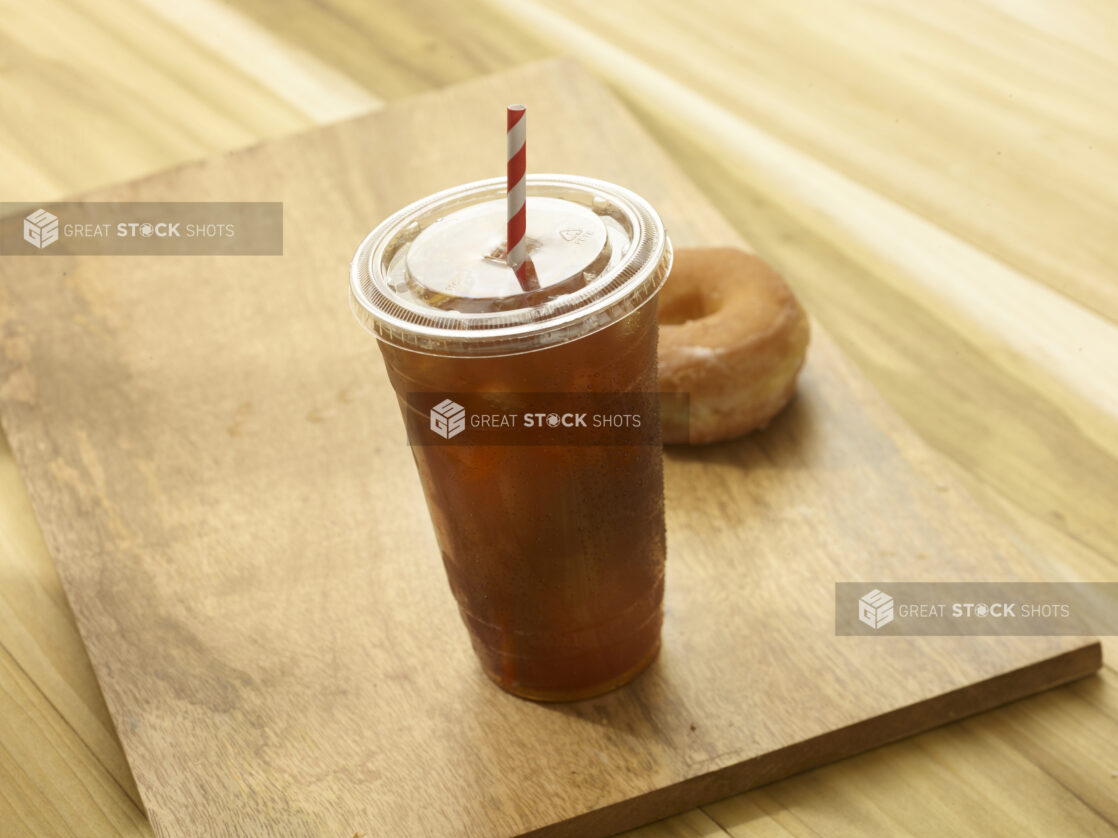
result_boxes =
[350,174,672,700]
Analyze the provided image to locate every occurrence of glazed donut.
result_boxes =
[657,247,810,445]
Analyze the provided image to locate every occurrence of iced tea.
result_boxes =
[350,175,671,700]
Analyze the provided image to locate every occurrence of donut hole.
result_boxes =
[658,290,722,325]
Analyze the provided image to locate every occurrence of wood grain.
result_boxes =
[488,0,1118,594]
[513,0,1118,323]
[0,59,1101,838]
[0,0,358,199]
[2,2,1117,836]
[0,644,150,837]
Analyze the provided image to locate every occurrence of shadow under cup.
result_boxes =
[350,174,672,701]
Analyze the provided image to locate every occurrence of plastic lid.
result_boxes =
[349,174,672,357]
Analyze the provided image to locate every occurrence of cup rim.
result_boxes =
[349,174,671,357]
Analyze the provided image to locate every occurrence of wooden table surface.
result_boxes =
[0,1,1114,836]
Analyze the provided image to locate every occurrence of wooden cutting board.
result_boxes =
[0,58,1099,838]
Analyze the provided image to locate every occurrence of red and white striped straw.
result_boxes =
[506,104,535,290]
